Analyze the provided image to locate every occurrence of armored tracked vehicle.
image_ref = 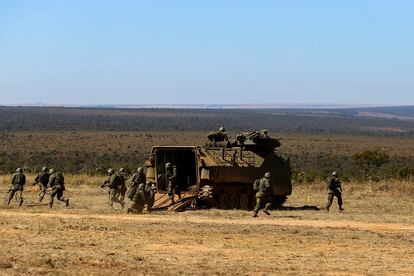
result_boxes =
[145,130,292,211]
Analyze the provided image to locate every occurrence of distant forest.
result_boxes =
[1,106,414,136]
[0,106,414,180]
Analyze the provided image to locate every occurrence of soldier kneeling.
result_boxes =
[128,183,146,214]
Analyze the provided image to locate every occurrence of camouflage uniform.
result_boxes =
[128,170,146,200]
[325,174,343,211]
[118,169,128,202]
[166,164,180,204]
[6,169,26,206]
[145,181,157,213]
[107,172,125,210]
[253,173,272,217]
[33,169,49,202]
[128,183,146,214]
[48,171,69,208]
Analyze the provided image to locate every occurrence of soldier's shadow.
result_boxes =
[274,205,320,211]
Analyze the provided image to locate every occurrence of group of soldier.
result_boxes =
[251,170,343,217]
[5,167,69,208]
[101,167,157,214]
[100,162,182,213]
[4,165,344,216]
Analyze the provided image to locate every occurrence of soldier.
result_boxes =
[118,168,128,202]
[166,162,180,205]
[127,167,146,201]
[216,126,228,142]
[33,167,50,202]
[6,168,26,206]
[325,171,344,211]
[128,183,146,214]
[252,172,273,217]
[48,169,70,208]
[145,181,157,213]
[102,168,125,210]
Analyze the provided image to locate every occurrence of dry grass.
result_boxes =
[0,175,413,275]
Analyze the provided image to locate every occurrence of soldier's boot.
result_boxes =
[49,202,53,208]
[65,199,70,207]
[339,206,344,211]
[252,211,258,217]
[18,198,23,207]
[120,201,125,210]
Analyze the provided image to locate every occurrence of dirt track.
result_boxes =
[1,209,413,233]
[1,185,414,275]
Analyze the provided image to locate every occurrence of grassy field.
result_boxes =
[1,107,414,274]
[2,131,414,181]
[0,175,413,275]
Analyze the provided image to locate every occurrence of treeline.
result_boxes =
[1,106,414,136]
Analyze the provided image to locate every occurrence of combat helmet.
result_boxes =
[16,168,23,173]
[41,167,48,172]
[166,162,172,168]
[49,168,55,174]
[119,168,126,173]
[332,171,338,177]
[107,168,114,175]
[219,126,225,132]
[264,172,271,179]
[137,167,144,173]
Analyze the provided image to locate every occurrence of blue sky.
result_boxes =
[0,1,413,105]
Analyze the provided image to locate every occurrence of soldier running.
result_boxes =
[101,168,125,210]
[325,171,344,211]
[118,168,128,202]
[252,172,273,217]
[48,169,70,208]
[33,167,50,202]
[127,167,146,202]
[166,162,180,205]
[6,168,26,206]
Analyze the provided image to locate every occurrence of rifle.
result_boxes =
[100,180,110,191]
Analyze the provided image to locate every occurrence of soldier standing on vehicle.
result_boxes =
[325,171,344,211]
[48,169,69,208]
[33,167,50,202]
[166,162,180,205]
[252,172,273,217]
[217,126,228,141]
[101,168,125,210]
[145,181,157,213]
[128,183,146,214]
[118,168,128,203]
[6,168,26,206]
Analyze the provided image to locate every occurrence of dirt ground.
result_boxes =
[0,182,413,275]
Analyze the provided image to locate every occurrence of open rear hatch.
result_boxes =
[151,147,199,211]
